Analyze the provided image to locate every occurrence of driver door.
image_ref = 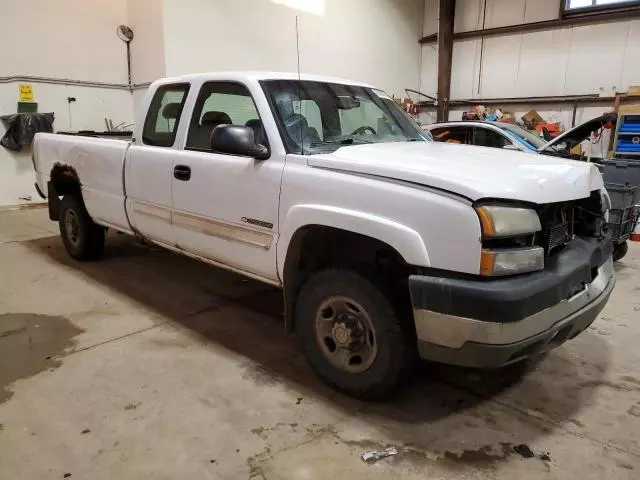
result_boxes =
[170,81,284,282]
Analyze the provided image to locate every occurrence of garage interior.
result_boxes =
[1,0,640,479]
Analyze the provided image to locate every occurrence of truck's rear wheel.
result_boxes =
[294,269,408,399]
[59,195,105,261]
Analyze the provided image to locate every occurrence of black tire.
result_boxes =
[59,195,105,261]
[294,269,409,399]
[613,241,628,262]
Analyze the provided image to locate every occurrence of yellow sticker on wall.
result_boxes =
[19,83,34,102]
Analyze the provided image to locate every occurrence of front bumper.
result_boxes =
[409,237,615,368]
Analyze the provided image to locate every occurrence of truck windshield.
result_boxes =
[261,80,430,154]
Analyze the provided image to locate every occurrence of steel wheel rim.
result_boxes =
[314,295,378,374]
[64,209,80,247]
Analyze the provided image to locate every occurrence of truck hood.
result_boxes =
[538,112,617,153]
[308,141,604,204]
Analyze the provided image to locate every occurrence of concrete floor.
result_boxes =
[0,208,639,480]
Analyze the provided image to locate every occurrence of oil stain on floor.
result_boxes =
[0,313,84,403]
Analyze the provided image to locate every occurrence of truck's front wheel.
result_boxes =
[613,241,628,261]
[59,195,105,261]
[295,269,409,399]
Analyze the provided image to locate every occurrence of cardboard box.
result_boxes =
[627,85,640,97]
[570,144,582,157]
[618,102,640,115]
[498,109,515,122]
[521,109,544,128]
[394,97,413,109]
[534,122,562,138]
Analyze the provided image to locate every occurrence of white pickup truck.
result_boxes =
[33,72,615,398]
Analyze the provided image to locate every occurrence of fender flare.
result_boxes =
[277,204,430,280]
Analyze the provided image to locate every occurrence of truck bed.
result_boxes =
[33,132,131,232]
[55,130,133,139]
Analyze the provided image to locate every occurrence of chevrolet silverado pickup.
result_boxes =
[33,72,615,398]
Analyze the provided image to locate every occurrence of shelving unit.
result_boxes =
[614,114,640,156]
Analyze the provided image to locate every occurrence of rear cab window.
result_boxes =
[142,83,190,147]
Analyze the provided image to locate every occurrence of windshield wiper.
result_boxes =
[311,137,374,147]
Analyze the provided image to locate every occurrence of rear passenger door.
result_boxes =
[125,83,190,244]
[170,81,284,282]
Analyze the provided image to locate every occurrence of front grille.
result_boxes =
[537,202,575,255]
[533,191,606,257]
[544,221,572,254]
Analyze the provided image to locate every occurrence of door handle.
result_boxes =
[174,165,191,181]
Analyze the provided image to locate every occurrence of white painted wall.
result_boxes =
[453,0,559,32]
[0,0,134,207]
[127,0,166,127]
[162,0,424,97]
[0,0,129,82]
[296,0,424,95]
[127,0,166,85]
[162,0,299,76]
[0,85,133,205]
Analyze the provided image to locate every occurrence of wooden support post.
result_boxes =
[437,0,456,122]
[608,93,622,155]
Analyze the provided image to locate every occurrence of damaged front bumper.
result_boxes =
[409,237,615,368]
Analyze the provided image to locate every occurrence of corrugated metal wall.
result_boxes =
[420,0,640,100]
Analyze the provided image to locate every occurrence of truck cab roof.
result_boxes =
[153,71,376,89]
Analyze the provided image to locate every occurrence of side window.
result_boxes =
[142,84,189,147]
[429,128,445,141]
[293,100,323,140]
[186,81,264,151]
[430,126,470,144]
[473,128,510,148]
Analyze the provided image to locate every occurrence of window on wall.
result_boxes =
[564,0,640,11]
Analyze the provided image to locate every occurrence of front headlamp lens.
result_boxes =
[480,247,544,276]
[475,205,541,238]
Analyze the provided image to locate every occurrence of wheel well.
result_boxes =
[48,163,82,220]
[51,163,81,196]
[283,225,414,333]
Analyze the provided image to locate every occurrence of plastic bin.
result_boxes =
[618,115,640,132]
[602,159,640,186]
[607,183,639,207]
[605,183,639,242]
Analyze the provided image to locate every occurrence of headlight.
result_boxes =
[480,247,544,276]
[475,204,543,276]
[475,205,541,237]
